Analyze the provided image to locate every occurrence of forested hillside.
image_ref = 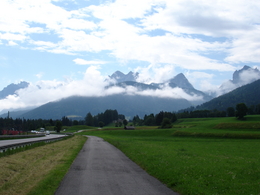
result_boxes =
[196,79,260,111]
[20,94,191,119]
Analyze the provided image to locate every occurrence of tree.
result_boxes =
[161,118,172,128]
[99,121,104,128]
[155,111,164,126]
[55,121,62,133]
[62,116,70,126]
[85,112,94,126]
[73,120,79,126]
[236,103,248,119]
[123,119,128,127]
[132,115,140,126]
[172,113,177,122]
[227,107,235,117]
[144,114,155,126]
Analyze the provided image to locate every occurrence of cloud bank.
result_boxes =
[1,0,260,112]
[0,66,205,112]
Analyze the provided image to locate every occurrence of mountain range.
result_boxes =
[0,65,259,119]
[219,65,260,95]
[196,79,260,111]
[0,81,29,99]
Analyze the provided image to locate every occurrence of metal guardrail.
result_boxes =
[0,134,45,139]
[0,136,66,153]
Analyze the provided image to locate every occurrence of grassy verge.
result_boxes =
[81,116,260,195]
[0,135,87,195]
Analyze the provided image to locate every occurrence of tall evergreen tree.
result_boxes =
[85,112,94,126]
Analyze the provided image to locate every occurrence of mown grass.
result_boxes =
[0,135,87,195]
[81,115,260,195]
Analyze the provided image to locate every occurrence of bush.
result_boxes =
[161,118,172,128]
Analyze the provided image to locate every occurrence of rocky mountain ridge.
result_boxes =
[0,81,29,99]
[219,65,260,94]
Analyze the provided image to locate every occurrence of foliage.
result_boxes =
[55,121,62,133]
[227,107,235,117]
[85,112,94,126]
[92,109,120,127]
[236,103,248,119]
[134,111,177,126]
[177,109,226,118]
[161,118,172,128]
[99,121,104,128]
[123,119,128,127]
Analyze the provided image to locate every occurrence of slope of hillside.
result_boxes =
[197,79,260,111]
[20,94,192,119]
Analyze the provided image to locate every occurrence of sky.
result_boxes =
[0,0,260,112]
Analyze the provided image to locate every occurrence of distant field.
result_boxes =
[81,115,260,195]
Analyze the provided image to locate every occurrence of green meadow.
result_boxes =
[81,115,260,195]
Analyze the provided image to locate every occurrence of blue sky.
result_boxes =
[0,0,260,112]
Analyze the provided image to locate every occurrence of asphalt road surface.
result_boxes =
[55,136,179,195]
[0,134,66,148]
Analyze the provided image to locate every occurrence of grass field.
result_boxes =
[80,115,260,195]
[0,135,87,195]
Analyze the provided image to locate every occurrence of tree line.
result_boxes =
[0,117,59,134]
[0,102,258,133]
[0,109,126,133]
[84,109,125,127]
[177,103,259,120]
[131,111,177,128]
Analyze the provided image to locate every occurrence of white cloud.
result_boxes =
[225,27,260,63]
[35,72,44,79]
[239,68,260,85]
[8,41,18,46]
[0,32,28,42]
[1,0,258,71]
[135,63,176,84]
[0,0,260,111]
[73,58,107,65]
[87,0,158,20]
[0,66,205,112]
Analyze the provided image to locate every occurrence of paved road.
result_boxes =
[55,136,179,195]
[0,134,66,148]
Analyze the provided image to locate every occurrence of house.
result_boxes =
[124,126,135,130]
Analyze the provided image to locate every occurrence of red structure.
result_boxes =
[1,130,23,135]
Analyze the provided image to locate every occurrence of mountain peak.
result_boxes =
[0,81,29,99]
[169,73,194,89]
[242,65,251,70]
[233,65,260,84]
[109,71,138,83]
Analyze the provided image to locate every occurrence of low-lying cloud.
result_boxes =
[0,66,206,113]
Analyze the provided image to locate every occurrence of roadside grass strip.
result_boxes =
[0,135,87,195]
[0,135,72,158]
